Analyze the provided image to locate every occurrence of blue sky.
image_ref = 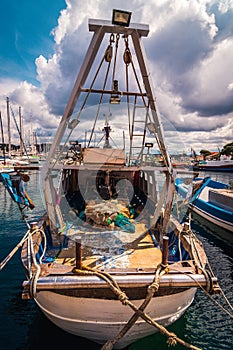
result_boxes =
[0,0,66,85]
[0,0,232,153]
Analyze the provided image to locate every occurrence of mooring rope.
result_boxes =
[0,226,43,270]
[0,225,46,300]
[205,256,233,313]
[29,232,42,298]
[170,265,233,319]
[100,265,165,350]
[183,227,233,317]
[27,227,47,298]
[0,230,30,270]
[72,265,201,350]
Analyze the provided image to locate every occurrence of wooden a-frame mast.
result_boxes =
[42,17,173,230]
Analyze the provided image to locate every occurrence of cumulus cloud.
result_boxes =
[0,80,59,144]
[183,37,233,116]
[1,0,232,152]
[140,0,233,150]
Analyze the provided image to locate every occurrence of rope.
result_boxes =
[204,257,233,315]
[122,41,167,166]
[29,232,41,298]
[87,34,114,147]
[72,265,201,350]
[0,225,46,299]
[172,214,233,318]
[111,34,120,87]
[101,265,165,349]
[170,267,233,319]
[52,43,108,166]
[24,226,47,297]
[204,255,233,314]
[28,227,48,297]
[0,229,31,270]
[124,36,131,138]
[217,285,233,314]
[182,225,206,270]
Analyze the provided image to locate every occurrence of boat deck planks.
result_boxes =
[33,231,162,275]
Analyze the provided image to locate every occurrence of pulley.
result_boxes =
[123,48,132,65]
[104,34,115,62]
[104,45,113,62]
[123,36,132,65]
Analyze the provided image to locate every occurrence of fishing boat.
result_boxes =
[175,176,233,234]
[1,10,220,350]
[195,157,233,172]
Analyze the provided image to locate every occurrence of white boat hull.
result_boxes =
[35,288,196,349]
[175,178,233,233]
[191,204,233,232]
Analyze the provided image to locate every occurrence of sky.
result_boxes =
[0,0,232,154]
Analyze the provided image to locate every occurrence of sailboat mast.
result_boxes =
[6,97,11,158]
[19,106,23,156]
[0,111,6,165]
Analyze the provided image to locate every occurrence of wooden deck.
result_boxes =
[33,230,162,276]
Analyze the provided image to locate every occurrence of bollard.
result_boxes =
[162,236,169,266]
[75,238,82,269]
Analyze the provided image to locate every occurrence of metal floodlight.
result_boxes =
[145,142,153,148]
[112,9,132,27]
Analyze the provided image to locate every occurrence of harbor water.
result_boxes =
[0,169,232,350]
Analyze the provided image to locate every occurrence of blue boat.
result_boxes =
[0,171,34,210]
[175,176,233,233]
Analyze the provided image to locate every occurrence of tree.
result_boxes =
[200,149,211,160]
[221,142,233,158]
